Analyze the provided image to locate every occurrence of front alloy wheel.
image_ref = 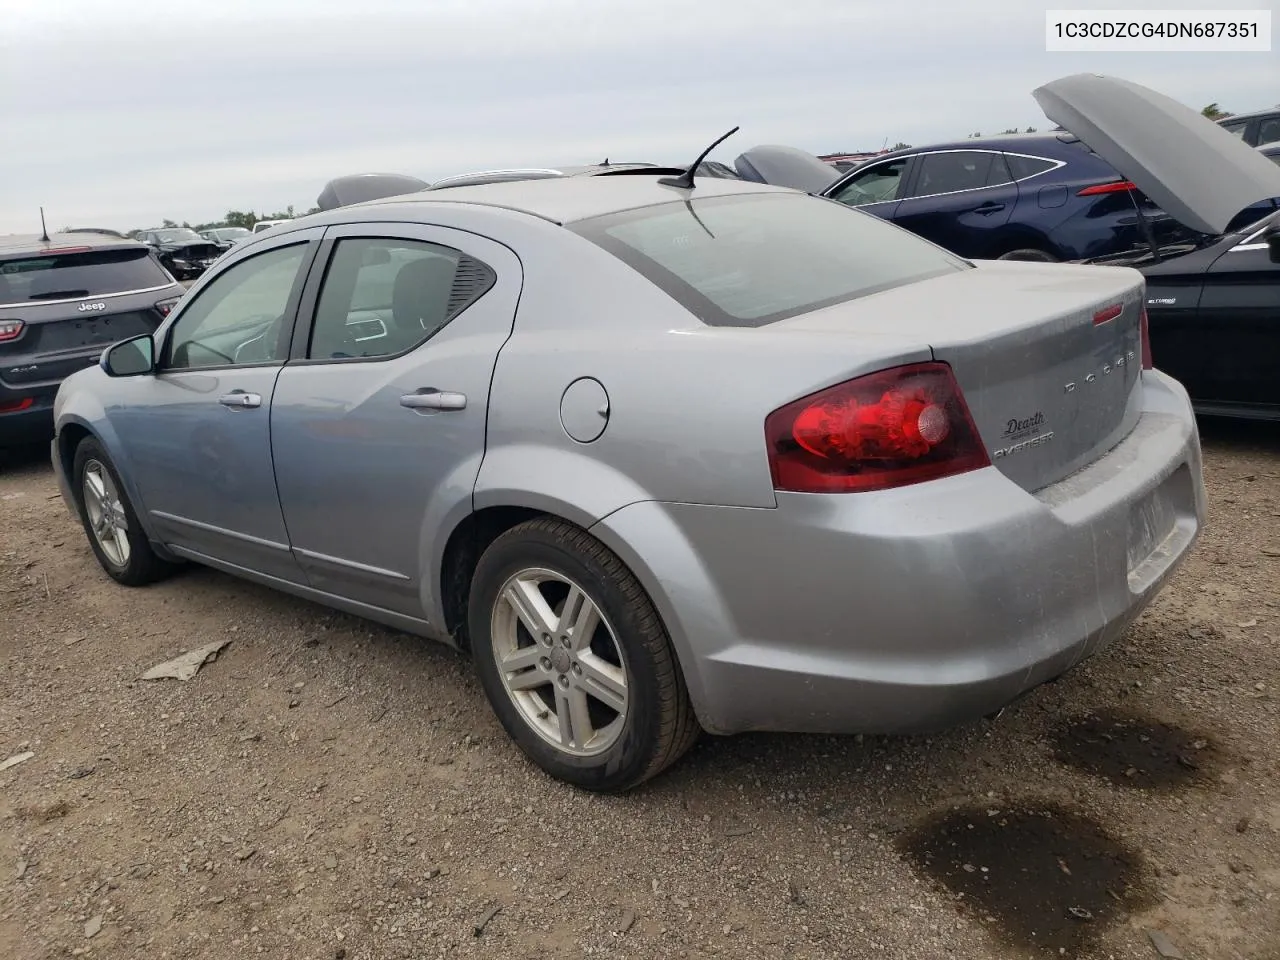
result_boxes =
[72,436,178,587]
[82,459,131,567]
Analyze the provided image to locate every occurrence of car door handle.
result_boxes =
[218,391,262,409]
[971,201,1006,214]
[400,389,467,411]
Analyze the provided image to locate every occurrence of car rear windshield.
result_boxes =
[0,247,172,305]
[569,192,970,327]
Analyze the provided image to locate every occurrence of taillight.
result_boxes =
[765,362,991,494]
[1077,180,1137,196]
[0,319,24,342]
[1092,303,1123,325]
[1140,306,1153,370]
[0,397,34,414]
[154,297,181,318]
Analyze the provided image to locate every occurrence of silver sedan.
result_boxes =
[52,113,1206,792]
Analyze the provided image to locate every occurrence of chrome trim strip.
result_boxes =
[0,282,178,310]
[150,510,292,551]
[293,546,411,580]
[829,149,1066,204]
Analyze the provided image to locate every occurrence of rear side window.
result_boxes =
[0,247,171,305]
[914,151,1002,195]
[1004,153,1058,181]
[1257,117,1280,147]
[308,238,495,360]
[570,192,969,328]
[1220,120,1248,139]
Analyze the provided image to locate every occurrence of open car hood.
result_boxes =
[733,145,840,193]
[316,172,431,211]
[1033,73,1280,236]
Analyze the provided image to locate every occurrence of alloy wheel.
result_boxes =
[490,567,628,757]
[82,459,131,567]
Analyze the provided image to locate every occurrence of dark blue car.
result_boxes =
[815,132,1199,262]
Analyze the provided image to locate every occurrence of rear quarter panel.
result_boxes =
[474,224,932,517]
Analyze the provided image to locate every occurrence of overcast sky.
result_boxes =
[1,0,1273,233]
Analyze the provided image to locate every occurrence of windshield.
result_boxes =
[216,228,250,239]
[0,247,172,304]
[570,192,969,327]
[154,228,204,243]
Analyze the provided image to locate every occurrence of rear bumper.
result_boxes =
[591,370,1205,736]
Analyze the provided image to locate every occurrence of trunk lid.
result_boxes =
[1034,74,1280,236]
[778,260,1146,492]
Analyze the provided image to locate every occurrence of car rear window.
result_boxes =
[0,247,172,305]
[569,192,969,327]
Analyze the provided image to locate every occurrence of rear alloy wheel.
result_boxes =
[996,248,1059,262]
[468,518,699,791]
[73,437,178,586]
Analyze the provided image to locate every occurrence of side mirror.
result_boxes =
[101,335,155,377]
[1266,224,1280,264]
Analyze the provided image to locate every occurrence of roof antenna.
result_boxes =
[659,126,740,190]
[39,206,50,242]
[601,157,610,166]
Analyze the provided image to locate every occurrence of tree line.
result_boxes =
[122,205,322,239]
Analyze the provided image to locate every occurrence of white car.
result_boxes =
[252,219,293,234]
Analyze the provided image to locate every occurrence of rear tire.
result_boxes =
[72,437,178,587]
[996,247,1059,262]
[468,517,700,792]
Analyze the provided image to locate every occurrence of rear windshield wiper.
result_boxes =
[28,289,91,300]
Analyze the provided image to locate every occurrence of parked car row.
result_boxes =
[35,74,1278,792]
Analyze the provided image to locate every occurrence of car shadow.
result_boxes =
[0,441,53,478]
[1195,413,1280,455]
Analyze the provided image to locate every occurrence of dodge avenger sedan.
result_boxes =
[51,76,1207,791]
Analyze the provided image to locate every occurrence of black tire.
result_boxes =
[468,517,700,792]
[996,247,1060,262]
[72,437,178,587]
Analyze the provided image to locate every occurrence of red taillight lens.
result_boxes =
[765,362,991,494]
[0,396,34,414]
[1077,180,1137,196]
[1093,303,1123,325]
[154,297,181,318]
[1140,306,1153,370]
[0,319,24,342]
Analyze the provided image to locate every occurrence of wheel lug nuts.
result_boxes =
[560,636,570,647]
[541,634,551,645]
[572,663,582,676]
[557,675,569,688]
[540,657,551,671]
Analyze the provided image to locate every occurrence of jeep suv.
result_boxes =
[1,234,186,445]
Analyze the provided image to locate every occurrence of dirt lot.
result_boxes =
[2,422,1279,960]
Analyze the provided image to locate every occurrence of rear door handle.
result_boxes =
[971,201,1006,214]
[400,389,467,412]
[218,391,262,409]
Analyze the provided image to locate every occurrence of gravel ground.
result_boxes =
[2,421,1279,960]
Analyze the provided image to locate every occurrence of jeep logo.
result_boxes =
[78,301,107,312]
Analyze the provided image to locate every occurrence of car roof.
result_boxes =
[0,232,146,257]
[426,163,663,190]
[1220,105,1280,123]
[345,173,795,226]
